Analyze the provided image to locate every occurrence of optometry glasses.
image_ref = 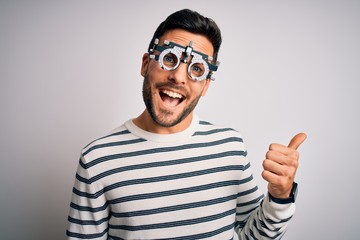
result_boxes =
[149,38,220,81]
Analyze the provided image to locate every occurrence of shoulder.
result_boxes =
[194,118,248,158]
[195,119,242,138]
[80,123,140,162]
[194,119,246,148]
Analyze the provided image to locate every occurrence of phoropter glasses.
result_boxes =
[148,38,220,81]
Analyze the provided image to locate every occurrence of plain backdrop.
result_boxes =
[1,1,359,239]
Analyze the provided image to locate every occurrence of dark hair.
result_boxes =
[148,9,222,63]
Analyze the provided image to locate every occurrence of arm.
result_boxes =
[66,155,110,240]
[235,133,307,239]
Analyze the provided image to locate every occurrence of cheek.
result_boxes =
[187,85,206,100]
[144,63,164,80]
[200,81,210,97]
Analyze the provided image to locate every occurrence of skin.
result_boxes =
[263,132,307,198]
[134,29,212,134]
[134,28,307,199]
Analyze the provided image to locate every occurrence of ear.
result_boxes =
[201,79,211,97]
[141,53,150,77]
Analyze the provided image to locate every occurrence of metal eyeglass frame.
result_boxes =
[148,38,220,81]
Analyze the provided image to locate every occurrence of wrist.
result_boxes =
[269,182,298,204]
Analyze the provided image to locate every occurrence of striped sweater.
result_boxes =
[66,116,295,239]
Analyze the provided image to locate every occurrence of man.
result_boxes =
[66,9,306,240]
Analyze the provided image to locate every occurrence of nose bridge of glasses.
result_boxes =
[168,49,209,81]
[183,41,193,63]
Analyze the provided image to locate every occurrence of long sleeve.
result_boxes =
[66,155,110,240]
[235,177,295,239]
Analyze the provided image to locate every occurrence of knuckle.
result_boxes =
[288,156,299,168]
[269,143,276,150]
[294,151,300,159]
[284,168,293,177]
[292,160,299,168]
[265,151,272,159]
[262,159,269,168]
[261,170,269,180]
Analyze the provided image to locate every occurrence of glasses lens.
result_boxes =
[161,52,179,70]
[189,62,206,78]
[188,60,209,81]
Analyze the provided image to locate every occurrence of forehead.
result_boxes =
[159,29,214,57]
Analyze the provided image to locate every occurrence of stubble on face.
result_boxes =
[142,75,202,128]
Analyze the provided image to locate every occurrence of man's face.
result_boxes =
[141,29,214,130]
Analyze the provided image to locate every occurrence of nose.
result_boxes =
[168,62,189,84]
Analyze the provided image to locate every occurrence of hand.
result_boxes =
[262,133,307,199]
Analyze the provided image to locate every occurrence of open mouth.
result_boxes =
[159,89,185,108]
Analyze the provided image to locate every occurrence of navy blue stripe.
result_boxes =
[237,205,260,217]
[235,219,246,229]
[75,172,88,184]
[108,236,125,240]
[193,127,237,136]
[80,150,247,184]
[79,157,87,170]
[163,223,234,240]
[199,120,212,125]
[108,177,253,204]
[253,219,283,239]
[72,186,104,199]
[66,228,108,239]
[83,129,131,149]
[83,137,244,169]
[112,194,238,218]
[70,201,108,212]
[265,215,292,224]
[259,219,281,231]
[68,216,109,226]
[237,194,264,208]
[109,208,235,231]
[83,138,147,156]
[238,184,258,197]
[249,227,258,240]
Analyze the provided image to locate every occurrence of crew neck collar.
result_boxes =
[125,115,199,143]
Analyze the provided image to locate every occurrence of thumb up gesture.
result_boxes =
[262,133,307,199]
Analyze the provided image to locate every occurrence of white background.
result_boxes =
[1,1,359,239]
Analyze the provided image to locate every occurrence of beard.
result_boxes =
[142,75,202,128]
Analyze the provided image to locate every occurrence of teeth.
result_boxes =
[162,90,183,99]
